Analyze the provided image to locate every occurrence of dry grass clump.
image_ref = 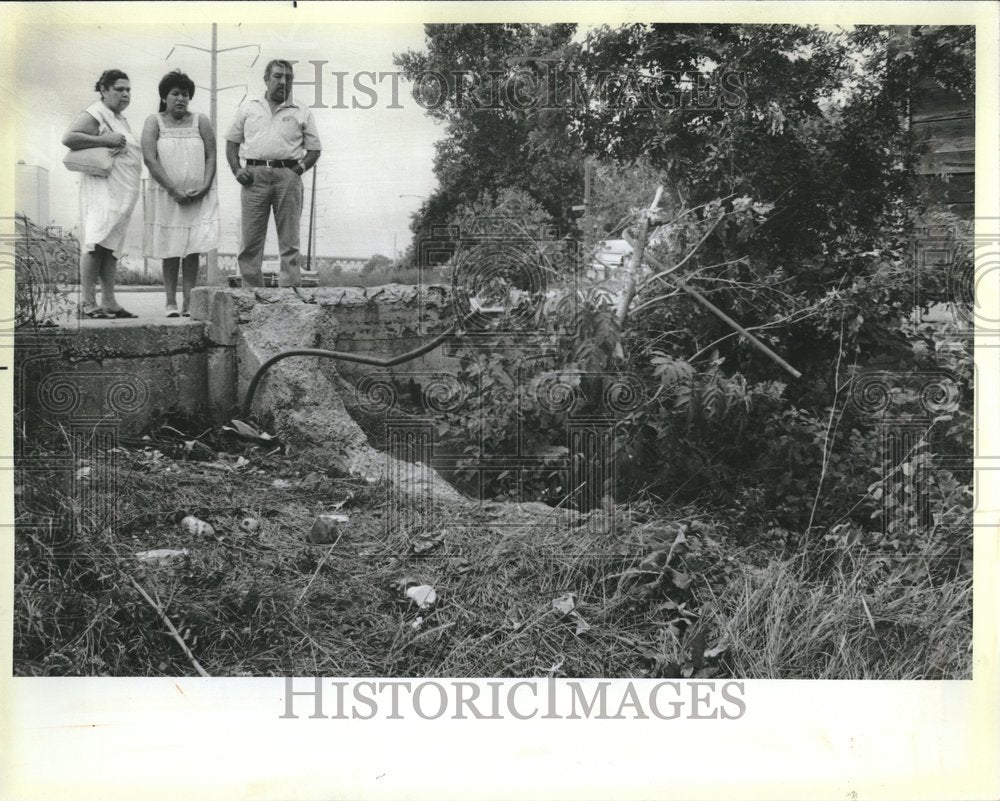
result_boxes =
[702,550,972,679]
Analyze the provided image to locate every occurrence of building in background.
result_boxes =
[15,161,50,228]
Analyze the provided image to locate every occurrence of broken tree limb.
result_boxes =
[616,186,664,327]
[622,229,802,380]
[129,576,211,677]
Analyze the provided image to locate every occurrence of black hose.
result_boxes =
[240,310,482,418]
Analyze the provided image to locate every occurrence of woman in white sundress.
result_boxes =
[141,70,220,317]
[63,69,142,319]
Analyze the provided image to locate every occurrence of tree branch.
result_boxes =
[129,576,211,678]
[616,186,663,327]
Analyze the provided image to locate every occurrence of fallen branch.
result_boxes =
[129,576,211,678]
[634,215,726,296]
[623,230,802,380]
[616,186,663,327]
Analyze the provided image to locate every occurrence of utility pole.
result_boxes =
[584,160,601,280]
[307,168,318,271]
[167,25,259,286]
[573,160,596,278]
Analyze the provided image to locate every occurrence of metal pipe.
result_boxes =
[240,310,483,417]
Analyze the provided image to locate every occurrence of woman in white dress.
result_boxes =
[63,69,142,319]
[141,70,220,317]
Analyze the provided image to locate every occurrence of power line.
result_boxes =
[166,24,260,285]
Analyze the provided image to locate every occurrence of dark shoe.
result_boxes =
[78,306,111,320]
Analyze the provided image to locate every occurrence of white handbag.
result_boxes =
[63,147,114,177]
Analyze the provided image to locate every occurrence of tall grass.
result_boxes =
[703,550,972,679]
[13,415,971,679]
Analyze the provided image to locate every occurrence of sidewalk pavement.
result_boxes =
[62,287,198,329]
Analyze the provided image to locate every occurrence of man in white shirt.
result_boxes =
[225,59,321,287]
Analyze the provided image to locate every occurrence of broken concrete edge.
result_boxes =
[189,284,455,348]
[230,294,471,506]
[21,323,210,362]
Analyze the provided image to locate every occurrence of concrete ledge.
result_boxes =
[56,322,208,362]
[17,326,211,437]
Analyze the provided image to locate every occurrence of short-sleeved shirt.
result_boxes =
[225,96,321,160]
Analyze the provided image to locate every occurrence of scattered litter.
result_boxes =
[239,517,261,533]
[552,593,576,616]
[198,462,233,472]
[136,548,189,567]
[406,585,437,610]
[329,495,352,511]
[411,531,445,555]
[235,456,250,469]
[224,419,276,444]
[410,616,425,631]
[184,440,218,461]
[308,512,349,544]
[181,515,215,538]
[669,569,692,590]
[271,479,292,489]
[74,466,92,480]
[552,593,591,636]
[704,642,729,660]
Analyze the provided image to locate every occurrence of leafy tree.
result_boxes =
[403,23,974,538]
[395,24,584,263]
[361,254,394,276]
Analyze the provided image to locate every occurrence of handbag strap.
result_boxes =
[88,101,113,135]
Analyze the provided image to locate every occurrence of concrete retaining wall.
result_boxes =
[16,323,209,439]
[17,286,463,442]
[187,284,461,421]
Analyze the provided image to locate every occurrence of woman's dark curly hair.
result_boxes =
[94,69,129,93]
[157,69,196,112]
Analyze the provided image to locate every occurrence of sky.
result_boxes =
[11,22,444,259]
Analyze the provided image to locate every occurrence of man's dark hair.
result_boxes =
[264,59,294,80]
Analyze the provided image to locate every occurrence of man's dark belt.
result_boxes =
[245,159,299,168]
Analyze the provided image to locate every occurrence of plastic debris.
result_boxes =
[181,515,215,538]
[552,594,576,616]
[136,548,189,567]
[239,517,261,533]
[184,440,218,461]
[552,593,591,635]
[406,585,437,610]
[224,419,276,444]
[411,532,445,555]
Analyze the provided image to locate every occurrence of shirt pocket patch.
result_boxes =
[280,115,300,139]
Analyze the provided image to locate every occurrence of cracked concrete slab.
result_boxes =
[229,289,466,504]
